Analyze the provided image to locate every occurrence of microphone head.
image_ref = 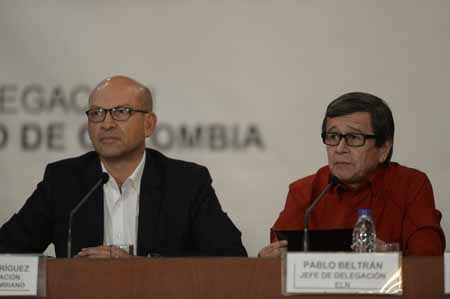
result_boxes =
[329,175,341,186]
[101,172,109,184]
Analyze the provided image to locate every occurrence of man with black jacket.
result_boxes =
[0,76,247,258]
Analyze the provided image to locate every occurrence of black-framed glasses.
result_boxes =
[321,132,377,147]
[85,106,149,123]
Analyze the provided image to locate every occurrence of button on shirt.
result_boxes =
[102,153,146,255]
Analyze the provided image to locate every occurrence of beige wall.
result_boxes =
[0,0,449,256]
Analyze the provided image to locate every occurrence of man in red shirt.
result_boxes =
[259,92,445,257]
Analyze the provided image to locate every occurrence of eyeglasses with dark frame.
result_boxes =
[321,132,377,147]
[85,106,149,123]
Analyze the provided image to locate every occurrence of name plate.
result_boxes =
[284,252,402,294]
[445,252,450,294]
[0,255,39,296]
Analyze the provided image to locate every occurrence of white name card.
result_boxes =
[445,252,450,294]
[0,255,39,296]
[284,252,402,294]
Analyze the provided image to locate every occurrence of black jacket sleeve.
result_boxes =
[0,166,55,254]
[189,167,247,257]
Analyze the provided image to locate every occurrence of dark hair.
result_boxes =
[321,92,395,165]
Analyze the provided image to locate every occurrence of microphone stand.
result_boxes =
[303,175,339,252]
[67,173,108,258]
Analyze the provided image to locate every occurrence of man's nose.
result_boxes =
[335,137,350,153]
[101,112,117,129]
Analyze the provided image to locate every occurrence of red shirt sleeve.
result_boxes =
[270,175,316,242]
[402,175,445,256]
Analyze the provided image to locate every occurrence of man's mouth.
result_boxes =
[334,161,351,165]
[99,136,120,143]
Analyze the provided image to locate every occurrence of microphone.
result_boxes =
[303,175,340,252]
[67,173,109,258]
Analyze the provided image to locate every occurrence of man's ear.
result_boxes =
[378,140,393,163]
[144,112,157,138]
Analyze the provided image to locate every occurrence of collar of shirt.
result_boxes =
[316,164,389,201]
[335,165,388,194]
[101,152,146,196]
